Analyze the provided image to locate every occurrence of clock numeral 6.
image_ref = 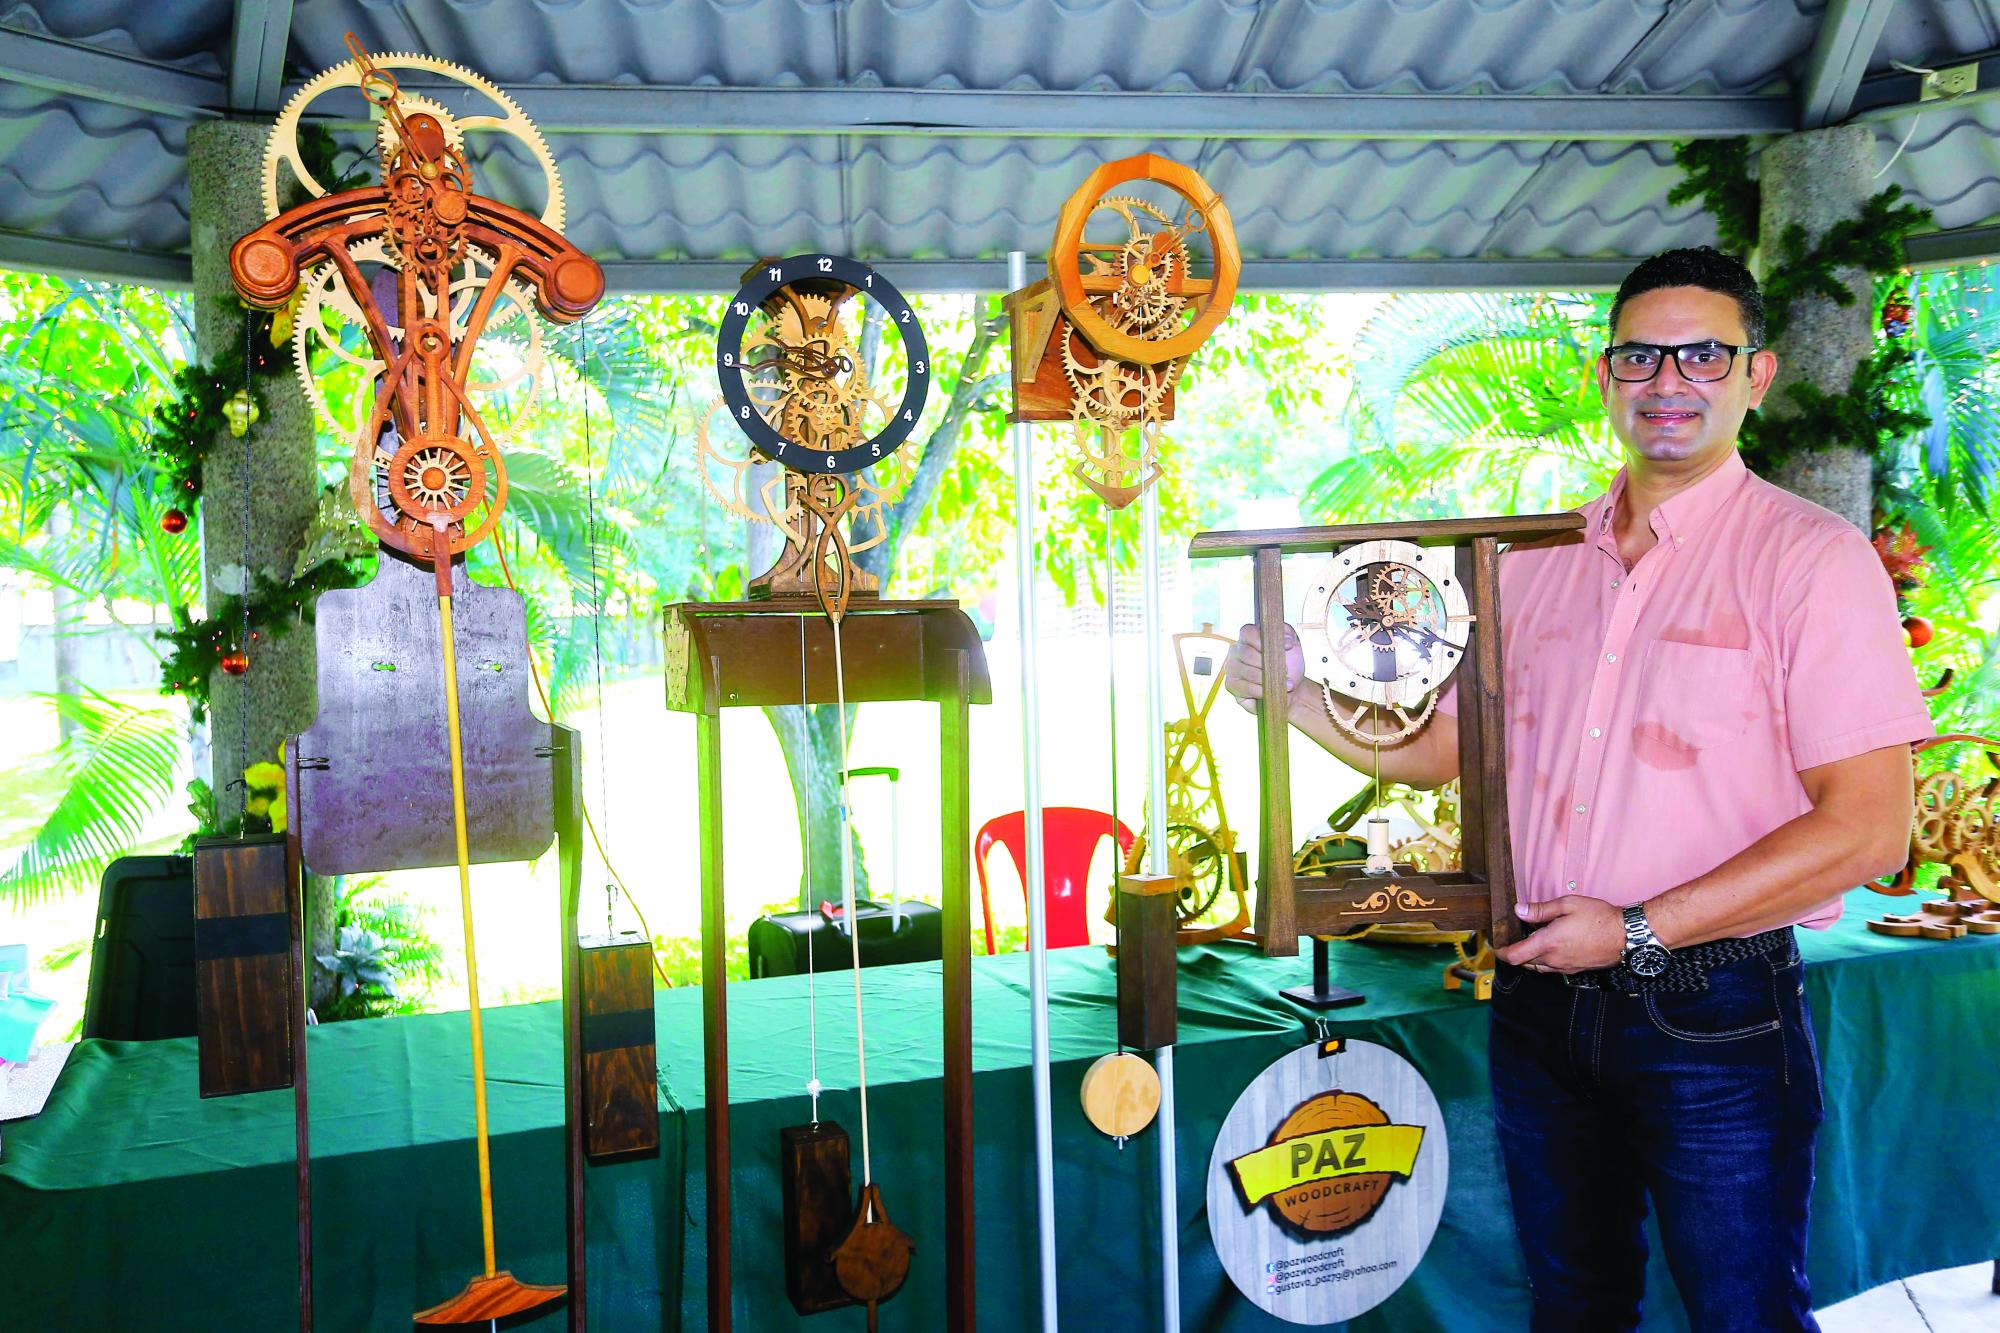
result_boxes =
[825,453,836,468]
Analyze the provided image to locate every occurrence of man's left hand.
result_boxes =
[1494,897,1626,974]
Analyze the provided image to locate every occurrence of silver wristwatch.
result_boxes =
[1620,904,1671,977]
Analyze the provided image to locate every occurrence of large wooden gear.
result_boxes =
[1004,153,1239,507]
[1878,734,2000,902]
[233,43,600,564]
[1299,539,1474,746]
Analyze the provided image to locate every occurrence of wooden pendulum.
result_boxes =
[578,930,660,1164]
[192,833,297,1098]
[832,1183,915,1332]
[1082,873,1176,1142]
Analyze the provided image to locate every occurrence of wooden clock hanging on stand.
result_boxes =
[671,254,988,1331]
[1188,514,1583,1003]
[222,36,638,1330]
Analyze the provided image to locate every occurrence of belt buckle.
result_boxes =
[1562,969,1603,990]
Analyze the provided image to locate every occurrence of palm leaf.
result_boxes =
[0,689,184,905]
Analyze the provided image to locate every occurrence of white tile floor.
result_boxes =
[1817,1261,1999,1331]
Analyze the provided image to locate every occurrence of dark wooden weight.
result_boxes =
[578,931,659,1164]
[192,833,296,1098]
[781,1120,859,1315]
[1117,873,1179,1052]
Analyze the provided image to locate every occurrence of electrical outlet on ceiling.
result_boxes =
[1923,63,1979,100]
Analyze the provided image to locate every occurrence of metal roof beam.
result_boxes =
[227,0,295,114]
[1798,0,1898,129]
[342,84,1793,142]
[0,26,220,118]
[1849,47,2000,122]
[0,229,192,287]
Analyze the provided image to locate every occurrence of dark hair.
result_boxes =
[1608,246,1766,347]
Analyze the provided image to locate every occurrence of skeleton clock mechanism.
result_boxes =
[1005,153,1240,507]
[227,36,638,1330]
[668,255,986,1332]
[1189,516,1585,1006]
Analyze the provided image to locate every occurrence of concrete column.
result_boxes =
[187,121,332,1000]
[1755,126,1876,530]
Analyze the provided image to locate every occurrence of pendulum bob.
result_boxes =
[1115,873,1179,1052]
[833,1183,914,1333]
[192,834,296,1098]
[578,931,660,1164]
[413,1271,567,1326]
[781,1120,859,1315]
[1080,1051,1162,1140]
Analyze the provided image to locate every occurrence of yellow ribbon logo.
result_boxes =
[1229,1123,1426,1207]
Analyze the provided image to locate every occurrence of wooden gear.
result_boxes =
[1119,625,1252,944]
[1189,515,1583,956]
[229,35,615,1330]
[1004,153,1240,507]
[1875,733,2000,902]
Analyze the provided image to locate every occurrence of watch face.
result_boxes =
[1298,539,1471,710]
[1626,943,1671,978]
[715,254,930,475]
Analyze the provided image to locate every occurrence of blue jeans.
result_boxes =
[1489,939,1825,1332]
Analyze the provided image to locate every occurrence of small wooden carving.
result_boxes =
[193,834,295,1098]
[833,1184,914,1333]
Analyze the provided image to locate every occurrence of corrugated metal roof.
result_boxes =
[2,0,1997,289]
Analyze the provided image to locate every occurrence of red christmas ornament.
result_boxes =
[1903,616,1933,649]
[160,508,188,534]
[220,650,250,676]
[1882,287,1913,339]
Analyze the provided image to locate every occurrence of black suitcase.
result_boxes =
[748,899,944,979]
[82,854,198,1041]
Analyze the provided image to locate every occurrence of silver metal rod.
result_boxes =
[1141,480,1180,1329]
[1009,248,1060,1332]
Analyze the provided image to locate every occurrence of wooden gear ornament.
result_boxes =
[666,253,986,1332]
[1189,516,1584,981]
[230,36,617,1329]
[1004,153,1240,507]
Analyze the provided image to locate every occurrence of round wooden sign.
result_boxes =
[1206,1039,1448,1324]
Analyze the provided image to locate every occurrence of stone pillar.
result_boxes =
[1756,126,1876,531]
[186,121,332,999]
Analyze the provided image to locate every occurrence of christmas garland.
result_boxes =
[160,558,369,722]
[1670,137,1933,477]
[144,125,355,513]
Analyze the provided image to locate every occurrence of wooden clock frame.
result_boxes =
[1188,514,1583,957]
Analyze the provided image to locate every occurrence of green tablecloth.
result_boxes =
[2,889,1996,1330]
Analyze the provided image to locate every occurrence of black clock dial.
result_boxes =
[715,254,930,475]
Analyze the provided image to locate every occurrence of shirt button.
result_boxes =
[1589,727,1602,738]
[1574,803,1587,815]
[1605,652,1617,663]
[1674,536,1684,546]
[1611,578,1621,589]
[1567,881,1577,891]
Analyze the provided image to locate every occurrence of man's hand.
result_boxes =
[1224,622,1304,713]
[1494,897,1626,974]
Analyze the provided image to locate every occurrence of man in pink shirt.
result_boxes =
[1225,247,1929,1330]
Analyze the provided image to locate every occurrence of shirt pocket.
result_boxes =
[1634,640,1760,751]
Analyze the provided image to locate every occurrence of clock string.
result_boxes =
[800,611,822,1125]
[1104,504,1125,1063]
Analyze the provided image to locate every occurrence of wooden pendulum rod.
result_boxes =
[415,516,564,1325]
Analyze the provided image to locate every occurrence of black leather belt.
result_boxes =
[1512,925,1797,995]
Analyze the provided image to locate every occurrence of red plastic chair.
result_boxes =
[975,807,1136,955]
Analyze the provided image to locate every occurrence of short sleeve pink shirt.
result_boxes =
[1438,449,1932,928]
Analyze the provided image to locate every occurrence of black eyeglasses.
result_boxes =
[1602,341,1758,383]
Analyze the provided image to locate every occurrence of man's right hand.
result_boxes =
[1224,622,1304,713]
